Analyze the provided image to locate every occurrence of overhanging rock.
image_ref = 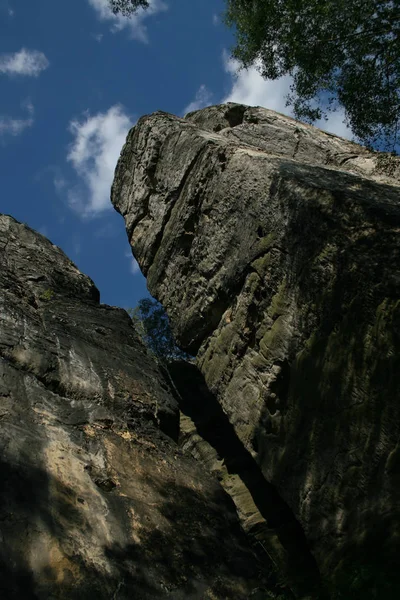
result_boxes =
[112,102,400,592]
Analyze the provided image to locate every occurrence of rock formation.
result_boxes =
[0,214,269,599]
[112,103,400,596]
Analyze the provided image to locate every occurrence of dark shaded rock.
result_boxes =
[0,214,264,599]
[164,360,321,598]
[112,103,400,595]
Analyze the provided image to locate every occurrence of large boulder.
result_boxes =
[0,214,264,599]
[112,103,400,594]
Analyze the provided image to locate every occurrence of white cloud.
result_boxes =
[8,8,14,17]
[0,48,49,77]
[222,53,293,114]
[72,236,81,256]
[92,32,104,42]
[183,84,213,116]
[88,0,167,42]
[221,52,352,140]
[54,173,67,193]
[315,110,352,140]
[125,250,140,274]
[67,104,133,216]
[21,97,34,115]
[0,99,34,138]
[34,165,69,195]
[0,116,32,136]
[34,165,66,190]
[212,14,219,26]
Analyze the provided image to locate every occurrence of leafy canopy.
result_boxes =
[223,0,400,150]
[128,298,190,363]
[110,0,399,149]
[108,0,149,17]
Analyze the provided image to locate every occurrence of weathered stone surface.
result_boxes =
[166,360,320,598]
[185,103,400,185]
[0,214,264,599]
[112,103,400,594]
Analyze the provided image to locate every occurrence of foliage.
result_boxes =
[39,288,55,301]
[109,1,399,148]
[223,0,400,150]
[128,298,191,363]
[108,0,149,17]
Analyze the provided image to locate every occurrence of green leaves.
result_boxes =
[39,288,55,302]
[128,298,191,363]
[224,0,400,150]
[108,0,149,17]
[110,0,399,149]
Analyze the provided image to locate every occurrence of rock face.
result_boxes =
[0,214,265,599]
[166,360,321,598]
[112,103,400,594]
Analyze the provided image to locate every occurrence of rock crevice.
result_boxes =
[164,360,321,598]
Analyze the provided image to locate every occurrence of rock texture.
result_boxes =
[166,360,320,598]
[0,214,266,599]
[112,103,400,594]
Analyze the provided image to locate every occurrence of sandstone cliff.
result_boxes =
[0,214,268,599]
[112,103,400,596]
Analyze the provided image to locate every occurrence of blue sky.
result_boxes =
[0,0,353,311]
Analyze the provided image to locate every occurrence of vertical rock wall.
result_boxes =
[0,214,265,599]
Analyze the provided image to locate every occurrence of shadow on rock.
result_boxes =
[165,361,321,599]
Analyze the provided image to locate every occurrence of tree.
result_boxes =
[109,0,149,17]
[110,0,399,149]
[223,0,400,150]
[128,298,191,363]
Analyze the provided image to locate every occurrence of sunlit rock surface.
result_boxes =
[0,214,264,599]
[112,102,400,594]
